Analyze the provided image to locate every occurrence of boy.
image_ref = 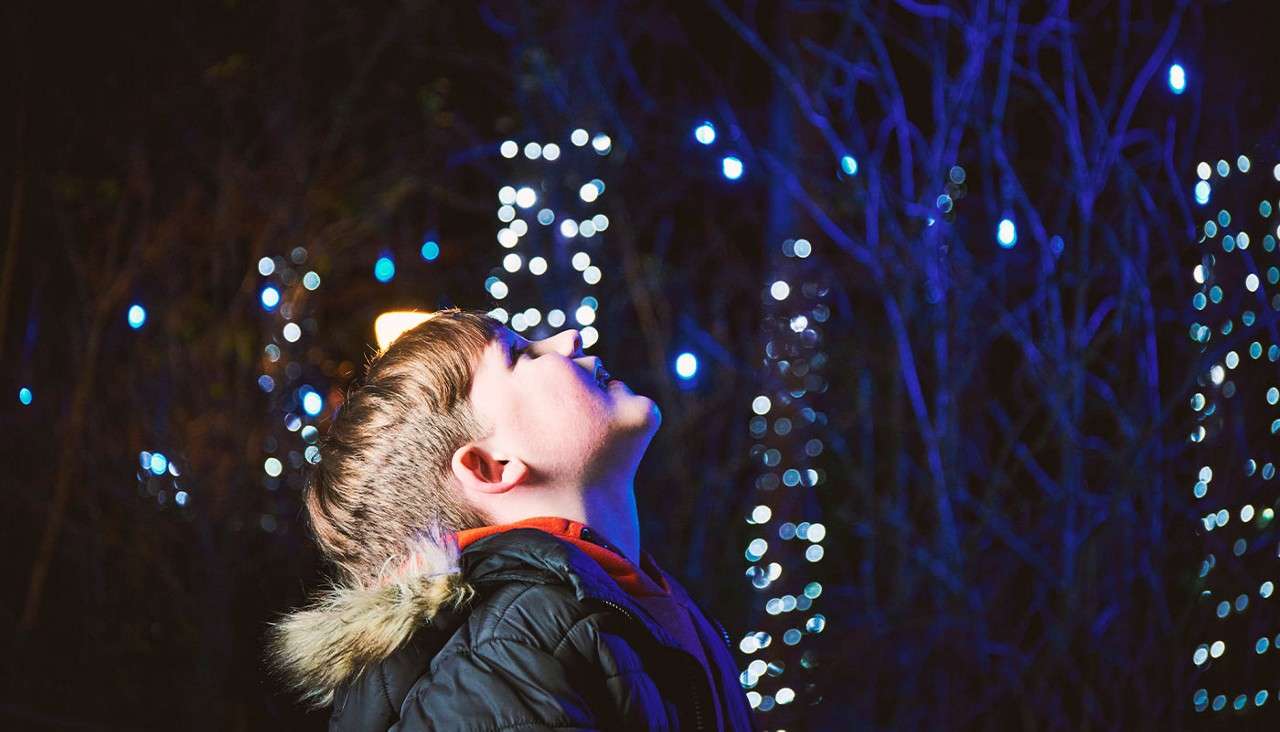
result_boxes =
[271,308,756,730]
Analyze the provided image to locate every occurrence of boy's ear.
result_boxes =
[450,442,529,496]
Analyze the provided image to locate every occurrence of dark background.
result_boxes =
[2,1,1277,729]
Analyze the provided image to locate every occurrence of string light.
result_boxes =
[1190,154,1280,715]
[1168,63,1186,94]
[299,386,323,417]
[260,285,280,311]
[374,311,434,351]
[997,218,1018,248]
[741,235,832,716]
[127,304,147,329]
[373,255,396,283]
[675,352,698,380]
[722,155,744,180]
[694,121,716,145]
[488,130,613,360]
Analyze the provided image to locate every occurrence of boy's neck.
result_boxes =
[489,480,642,568]
[578,483,641,568]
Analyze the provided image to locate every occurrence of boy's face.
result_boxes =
[464,326,661,487]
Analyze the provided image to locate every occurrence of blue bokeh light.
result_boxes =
[722,156,744,180]
[1168,63,1186,95]
[997,218,1018,248]
[127,304,147,329]
[374,256,396,283]
[18,387,32,405]
[421,239,440,261]
[1194,180,1210,206]
[149,452,169,476]
[840,155,858,176]
[675,352,698,380]
[694,122,716,145]
[300,386,323,416]
[260,285,280,311]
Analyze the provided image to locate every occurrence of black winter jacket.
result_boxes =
[272,527,757,731]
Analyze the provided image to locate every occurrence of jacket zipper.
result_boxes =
[711,616,732,651]
[593,597,708,731]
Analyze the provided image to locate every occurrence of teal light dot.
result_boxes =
[1271,345,1280,361]
[373,256,396,283]
[1194,293,1207,310]
[1210,286,1223,303]
[1217,600,1230,618]
[1205,221,1218,238]
[1218,210,1232,227]
[1269,387,1279,404]
[1234,695,1247,711]
[1267,234,1277,252]
[1252,342,1264,359]
[1221,320,1233,336]
[1262,200,1273,217]
[1227,351,1240,368]
[1263,581,1275,598]
[1213,694,1226,711]
[1258,637,1270,654]
[1263,462,1275,479]
[18,387,32,405]
[127,303,147,329]
[1223,234,1236,252]
[1194,481,1208,498]
[1257,690,1269,706]
[1244,310,1257,326]
[1272,418,1280,435]
[1247,458,1258,476]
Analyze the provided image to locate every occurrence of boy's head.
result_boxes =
[304,308,660,584]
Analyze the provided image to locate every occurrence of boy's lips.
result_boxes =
[594,363,613,388]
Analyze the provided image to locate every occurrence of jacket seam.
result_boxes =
[486,582,571,639]
[551,614,604,657]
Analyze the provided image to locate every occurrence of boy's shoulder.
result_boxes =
[453,576,600,650]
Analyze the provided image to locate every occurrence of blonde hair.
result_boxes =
[304,307,502,585]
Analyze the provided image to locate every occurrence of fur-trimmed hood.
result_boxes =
[267,534,477,709]
[270,525,756,731]
[268,524,658,711]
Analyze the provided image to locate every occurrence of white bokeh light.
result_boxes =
[515,187,537,209]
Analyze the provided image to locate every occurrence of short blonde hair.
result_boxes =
[304,307,501,584]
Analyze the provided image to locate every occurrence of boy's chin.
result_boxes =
[611,396,661,433]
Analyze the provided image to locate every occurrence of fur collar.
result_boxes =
[267,534,476,709]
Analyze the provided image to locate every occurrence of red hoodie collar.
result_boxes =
[454,516,671,597]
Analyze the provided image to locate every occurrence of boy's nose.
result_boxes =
[553,329,584,358]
